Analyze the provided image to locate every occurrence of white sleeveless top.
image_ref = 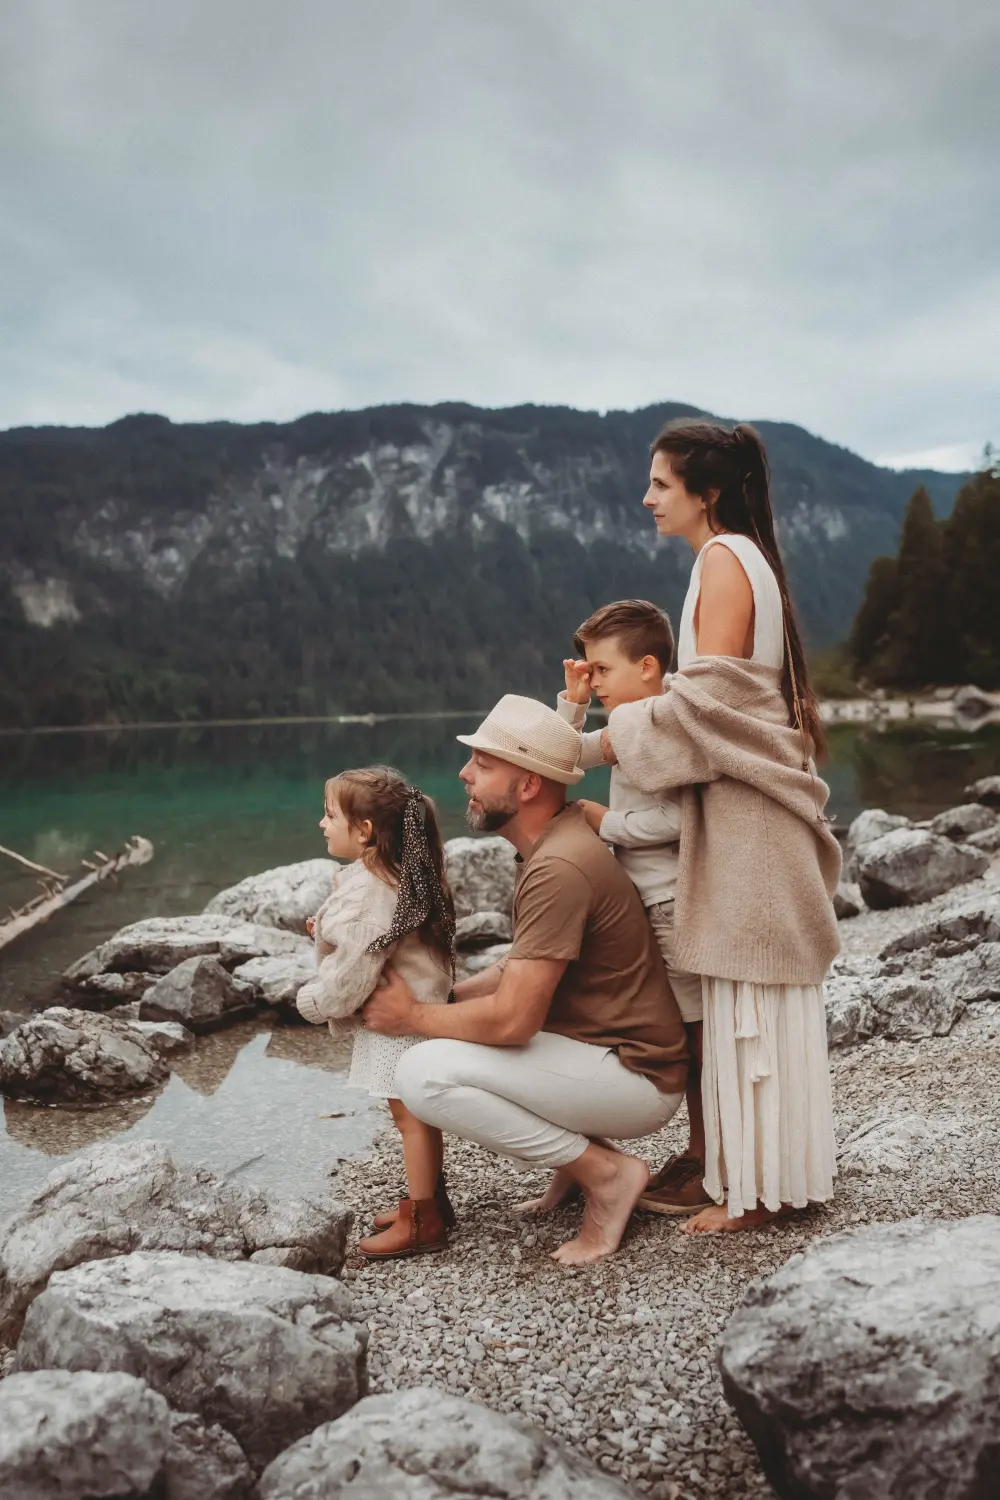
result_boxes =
[677,533,784,669]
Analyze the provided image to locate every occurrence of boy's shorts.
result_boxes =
[646,900,703,1024]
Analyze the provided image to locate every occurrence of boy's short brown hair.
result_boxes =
[573,599,674,673]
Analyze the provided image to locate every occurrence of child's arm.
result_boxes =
[296,913,391,1026]
[555,659,605,770]
[598,801,682,849]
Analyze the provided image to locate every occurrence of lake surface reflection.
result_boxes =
[0,712,996,1212]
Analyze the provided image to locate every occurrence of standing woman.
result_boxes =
[602,419,841,1232]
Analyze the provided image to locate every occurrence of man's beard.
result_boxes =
[465,794,518,833]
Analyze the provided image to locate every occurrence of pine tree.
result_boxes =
[874,487,951,687]
[942,469,1000,687]
[848,555,900,680]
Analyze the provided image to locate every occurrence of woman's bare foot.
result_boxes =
[513,1166,581,1217]
[550,1151,649,1266]
[678,1203,789,1234]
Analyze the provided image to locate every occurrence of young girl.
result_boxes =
[295,766,457,1259]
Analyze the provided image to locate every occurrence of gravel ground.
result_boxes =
[336,866,1000,1500]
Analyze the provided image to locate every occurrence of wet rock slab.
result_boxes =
[0,1139,353,1340]
[719,1215,1000,1500]
[64,913,312,983]
[0,1007,191,1104]
[138,954,259,1032]
[17,1250,368,1476]
[259,1386,633,1500]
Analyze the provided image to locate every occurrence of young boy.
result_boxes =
[557,599,710,1215]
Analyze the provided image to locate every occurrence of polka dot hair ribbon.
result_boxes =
[366,787,456,975]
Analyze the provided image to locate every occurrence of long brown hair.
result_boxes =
[325,766,455,969]
[650,418,826,759]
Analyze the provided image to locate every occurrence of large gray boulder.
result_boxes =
[719,1215,1000,1500]
[844,808,911,877]
[967,822,1000,855]
[64,914,312,984]
[167,1409,255,1499]
[455,909,514,948]
[0,1140,352,1340]
[17,1251,368,1476]
[204,859,336,933]
[856,827,988,908]
[0,1008,191,1104]
[929,802,998,841]
[880,891,1000,958]
[232,950,318,1004]
[445,836,517,919]
[138,954,258,1031]
[0,1369,171,1500]
[259,1387,632,1500]
[832,881,862,920]
[966,774,1000,807]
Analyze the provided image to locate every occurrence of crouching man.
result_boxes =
[363,694,688,1265]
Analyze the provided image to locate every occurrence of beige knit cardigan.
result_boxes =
[607,657,842,986]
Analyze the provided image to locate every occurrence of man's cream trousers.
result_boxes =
[394,1029,682,1169]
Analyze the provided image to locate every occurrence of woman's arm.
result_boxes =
[694,544,755,658]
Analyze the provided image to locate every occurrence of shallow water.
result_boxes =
[0,713,996,1216]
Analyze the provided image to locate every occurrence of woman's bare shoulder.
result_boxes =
[695,541,754,656]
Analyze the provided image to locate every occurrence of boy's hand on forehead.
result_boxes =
[563,658,592,705]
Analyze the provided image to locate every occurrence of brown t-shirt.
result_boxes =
[509,804,689,1094]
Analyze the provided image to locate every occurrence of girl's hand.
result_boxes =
[563,658,592,705]
[305,917,316,939]
[575,798,609,833]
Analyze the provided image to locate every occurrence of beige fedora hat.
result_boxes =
[457,694,585,785]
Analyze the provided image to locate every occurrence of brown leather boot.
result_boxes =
[358,1196,448,1259]
[372,1173,457,1231]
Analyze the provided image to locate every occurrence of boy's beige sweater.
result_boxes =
[607,656,842,986]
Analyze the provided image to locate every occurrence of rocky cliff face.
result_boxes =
[0,402,966,726]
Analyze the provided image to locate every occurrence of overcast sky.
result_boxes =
[2,0,996,468]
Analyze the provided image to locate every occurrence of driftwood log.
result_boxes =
[0,836,154,953]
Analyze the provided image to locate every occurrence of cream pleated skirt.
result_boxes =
[701,978,837,1217]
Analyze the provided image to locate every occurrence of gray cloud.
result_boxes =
[1,0,996,466]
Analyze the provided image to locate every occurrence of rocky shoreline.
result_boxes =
[1,778,999,1497]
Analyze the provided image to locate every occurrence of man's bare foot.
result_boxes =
[513,1166,581,1217]
[551,1153,649,1265]
[678,1203,789,1235]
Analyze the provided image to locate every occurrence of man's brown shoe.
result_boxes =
[371,1173,456,1231]
[637,1154,712,1215]
[358,1196,448,1259]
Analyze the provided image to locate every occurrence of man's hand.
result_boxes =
[361,964,419,1036]
[562,658,592,705]
[575,798,609,833]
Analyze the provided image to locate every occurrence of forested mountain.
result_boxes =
[849,461,1000,689]
[0,401,968,726]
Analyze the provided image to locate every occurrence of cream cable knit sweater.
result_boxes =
[607,657,841,985]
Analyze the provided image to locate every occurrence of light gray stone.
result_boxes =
[17,1251,368,1476]
[966,822,1000,855]
[0,1007,178,1104]
[953,683,996,719]
[455,909,514,948]
[233,950,318,1004]
[259,1387,632,1499]
[823,976,875,1047]
[833,881,862,919]
[167,1410,255,1500]
[867,974,966,1041]
[0,1140,353,1341]
[857,827,988,909]
[929,802,998,840]
[460,942,512,975]
[719,1215,1000,1500]
[71,970,157,1006]
[880,892,1000,957]
[916,941,1000,1003]
[204,858,336,933]
[64,914,312,984]
[0,1369,170,1500]
[445,836,517,920]
[844,808,911,877]
[138,955,258,1032]
[966,774,1000,807]
[839,1110,952,1174]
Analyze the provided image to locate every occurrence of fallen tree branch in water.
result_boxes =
[0,836,154,953]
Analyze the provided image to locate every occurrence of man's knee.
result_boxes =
[394,1039,455,1118]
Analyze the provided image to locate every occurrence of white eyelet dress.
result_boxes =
[678,534,837,1216]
